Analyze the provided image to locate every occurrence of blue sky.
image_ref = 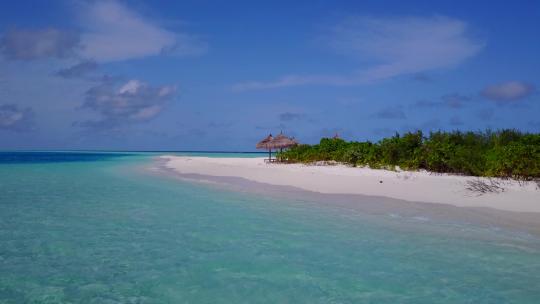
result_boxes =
[0,0,539,151]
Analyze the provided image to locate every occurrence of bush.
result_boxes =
[342,142,376,166]
[277,129,540,179]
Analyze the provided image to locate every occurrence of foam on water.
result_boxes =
[1,152,540,303]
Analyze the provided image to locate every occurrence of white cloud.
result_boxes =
[411,93,470,109]
[481,81,535,103]
[118,79,144,94]
[0,1,205,63]
[55,60,99,79]
[0,28,80,60]
[79,79,177,129]
[233,15,483,91]
[76,0,206,62]
[232,74,352,91]
[331,16,483,80]
[0,104,34,131]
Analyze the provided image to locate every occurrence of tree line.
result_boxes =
[278,129,540,180]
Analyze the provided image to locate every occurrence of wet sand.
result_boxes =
[159,156,540,212]
[150,157,540,237]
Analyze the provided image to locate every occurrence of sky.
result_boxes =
[0,0,539,151]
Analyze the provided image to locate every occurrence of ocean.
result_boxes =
[1,152,539,303]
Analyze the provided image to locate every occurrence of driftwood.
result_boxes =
[311,160,339,166]
[465,178,505,196]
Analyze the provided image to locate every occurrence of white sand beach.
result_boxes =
[159,156,540,213]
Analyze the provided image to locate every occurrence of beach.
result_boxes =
[159,155,540,213]
[3,0,540,301]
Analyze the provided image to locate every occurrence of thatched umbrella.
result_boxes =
[273,133,298,150]
[270,132,299,161]
[256,134,274,160]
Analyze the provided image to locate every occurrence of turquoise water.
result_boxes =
[0,151,265,163]
[1,153,540,303]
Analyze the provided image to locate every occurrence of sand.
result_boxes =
[158,156,540,213]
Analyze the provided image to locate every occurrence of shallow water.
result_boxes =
[1,152,539,303]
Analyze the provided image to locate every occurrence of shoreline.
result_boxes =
[149,156,540,237]
[157,155,540,213]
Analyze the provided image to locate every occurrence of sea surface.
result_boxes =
[1,152,540,303]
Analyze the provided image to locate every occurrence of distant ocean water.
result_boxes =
[1,152,540,303]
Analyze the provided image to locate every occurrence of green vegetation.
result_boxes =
[278,130,540,180]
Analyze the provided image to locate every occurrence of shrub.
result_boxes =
[277,129,540,179]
